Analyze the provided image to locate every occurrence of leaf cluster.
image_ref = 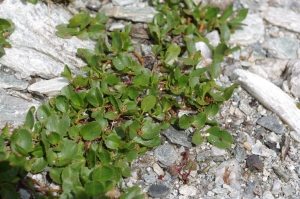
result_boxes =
[0,18,15,58]
[0,1,248,198]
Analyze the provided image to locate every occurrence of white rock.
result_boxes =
[112,0,136,6]
[290,131,300,143]
[251,140,275,157]
[272,179,282,195]
[100,5,157,23]
[205,30,220,47]
[232,69,300,134]
[28,77,69,96]
[179,185,197,196]
[152,163,164,176]
[266,132,279,143]
[215,159,241,190]
[0,0,95,79]
[263,191,274,199]
[262,7,300,33]
[248,65,269,80]
[229,14,265,45]
[195,41,212,59]
[108,23,125,31]
[211,146,227,156]
[283,59,300,98]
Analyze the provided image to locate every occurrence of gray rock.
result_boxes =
[232,69,300,134]
[290,131,300,142]
[108,23,125,31]
[282,185,294,197]
[273,166,290,182]
[234,143,246,162]
[262,37,298,59]
[243,180,258,199]
[262,191,274,199]
[253,58,288,85]
[154,145,178,166]
[229,14,265,45]
[112,0,136,6]
[271,179,282,195]
[0,71,29,90]
[148,185,170,198]
[161,126,192,148]
[262,7,300,33]
[282,59,300,98]
[179,185,198,196]
[100,5,157,22]
[210,146,227,156]
[0,0,95,79]
[195,41,212,59]
[215,159,241,190]
[0,88,40,129]
[27,77,69,96]
[142,171,157,184]
[257,116,285,134]
[239,99,253,115]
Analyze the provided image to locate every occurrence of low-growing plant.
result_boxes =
[0,18,15,58]
[0,0,248,198]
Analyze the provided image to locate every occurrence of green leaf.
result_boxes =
[105,133,121,149]
[223,83,238,100]
[24,106,35,129]
[232,8,248,22]
[10,129,33,154]
[31,157,47,173]
[88,24,106,40]
[120,186,144,199]
[133,136,161,147]
[219,5,233,22]
[55,95,69,113]
[49,168,63,184]
[141,122,161,140]
[111,31,122,52]
[95,12,109,24]
[133,74,150,87]
[220,22,230,42]
[141,95,157,112]
[0,183,20,199]
[206,126,234,149]
[165,43,181,64]
[192,130,204,146]
[80,122,102,141]
[84,181,105,196]
[61,65,72,80]
[72,186,89,198]
[86,87,103,107]
[193,112,206,128]
[112,56,125,70]
[56,24,79,39]
[36,104,51,122]
[179,114,194,129]
[205,7,220,20]
[92,164,117,182]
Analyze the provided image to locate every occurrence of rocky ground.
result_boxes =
[1,0,300,198]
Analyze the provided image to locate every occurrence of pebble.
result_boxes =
[0,71,29,90]
[283,59,300,98]
[273,166,290,182]
[178,185,197,196]
[272,179,282,195]
[282,185,294,196]
[148,184,170,198]
[161,126,192,148]
[152,163,164,176]
[290,131,300,143]
[210,146,227,156]
[154,145,178,166]
[256,115,285,134]
[142,171,157,184]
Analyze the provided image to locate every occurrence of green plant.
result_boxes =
[0,18,15,58]
[0,1,248,198]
